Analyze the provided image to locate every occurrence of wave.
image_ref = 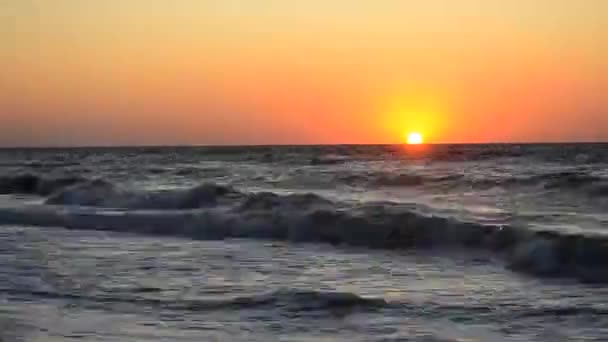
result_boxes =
[3,169,606,200]
[199,288,387,312]
[45,180,242,209]
[590,184,608,197]
[334,172,466,188]
[0,174,86,196]
[44,180,333,211]
[310,154,352,165]
[370,173,465,187]
[537,171,608,197]
[4,287,386,314]
[0,161,80,169]
[337,170,608,194]
[1,182,608,283]
[10,285,607,323]
[541,171,604,189]
[516,304,608,318]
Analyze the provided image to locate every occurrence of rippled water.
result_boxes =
[4,226,608,341]
[1,144,608,341]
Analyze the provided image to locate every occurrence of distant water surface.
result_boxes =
[1,144,608,341]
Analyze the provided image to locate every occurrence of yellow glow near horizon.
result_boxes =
[382,92,447,144]
[406,132,423,145]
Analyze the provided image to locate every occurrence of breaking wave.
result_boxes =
[45,179,243,209]
[1,181,608,283]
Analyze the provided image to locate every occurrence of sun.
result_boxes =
[406,132,423,145]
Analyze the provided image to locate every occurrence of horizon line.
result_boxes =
[1,140,607,150]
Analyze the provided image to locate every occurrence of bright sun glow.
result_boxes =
[406,132,423,145]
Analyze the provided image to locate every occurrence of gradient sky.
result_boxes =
[2,0,607,146]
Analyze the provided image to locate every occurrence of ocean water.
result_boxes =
[1,144,608,341]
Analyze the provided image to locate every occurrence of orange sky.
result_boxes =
[2,0,607,146]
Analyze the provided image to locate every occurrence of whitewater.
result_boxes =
[1,144,608,341]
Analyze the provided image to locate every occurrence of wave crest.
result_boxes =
[1,182,608,283]
[46,180,241,209]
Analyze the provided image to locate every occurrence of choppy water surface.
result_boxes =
[1,144,608,341]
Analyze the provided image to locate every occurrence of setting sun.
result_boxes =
[406,132,423,145]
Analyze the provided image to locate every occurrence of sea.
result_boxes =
[1,144,607,341]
